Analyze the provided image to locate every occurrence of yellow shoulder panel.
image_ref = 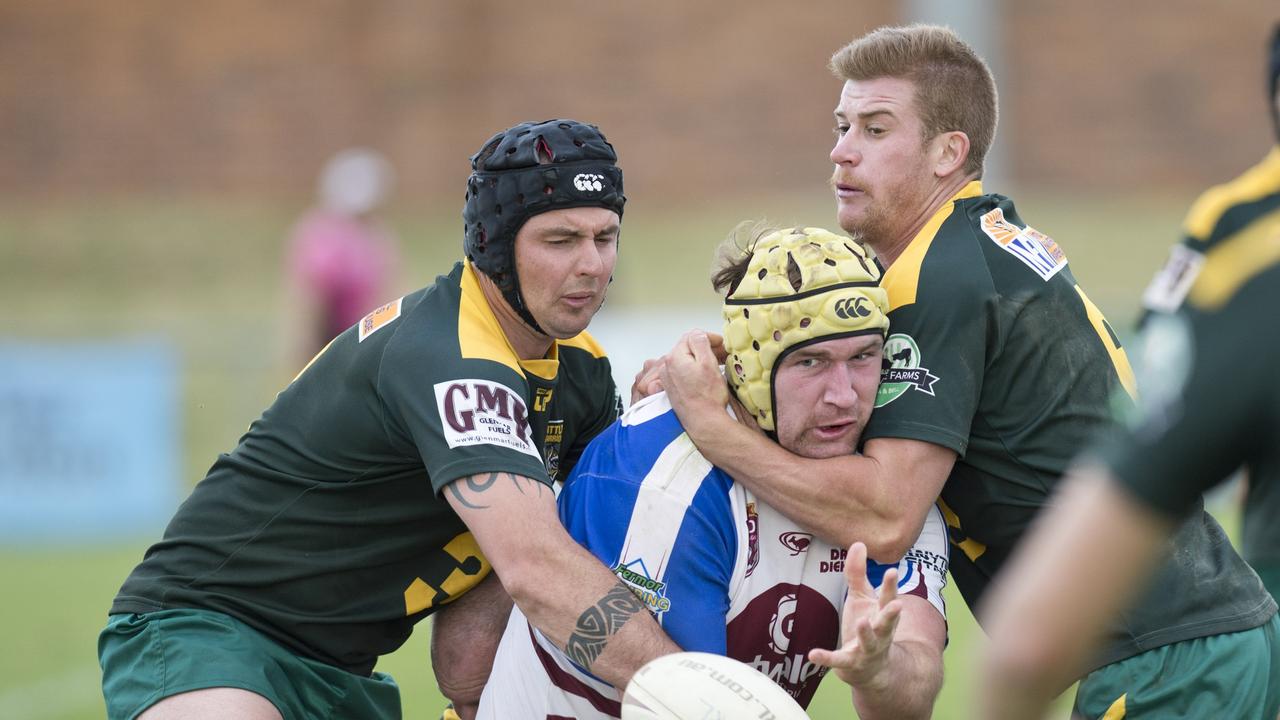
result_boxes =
[881,181,983,310]
[457,261,524,377]
[558,331,608,359]
[1187,209,1280,310]
[1184,147,1280,241]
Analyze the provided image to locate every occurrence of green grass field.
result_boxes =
[0,189,1199,719]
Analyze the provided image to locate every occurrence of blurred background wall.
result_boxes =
[1,3,1275,718]
[2,0,1274,202]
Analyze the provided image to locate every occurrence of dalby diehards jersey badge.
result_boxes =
[876,333,940,408]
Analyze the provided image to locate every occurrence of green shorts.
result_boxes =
[98,609,402,720]
[1073,612,1280,719]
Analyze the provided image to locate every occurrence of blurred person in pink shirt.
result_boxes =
[288,147,401,363]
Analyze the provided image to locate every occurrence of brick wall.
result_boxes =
[0,1,1273,201]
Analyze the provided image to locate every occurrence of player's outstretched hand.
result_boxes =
[808,542,903,687]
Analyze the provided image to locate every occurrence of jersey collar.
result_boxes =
[459,260,561,381]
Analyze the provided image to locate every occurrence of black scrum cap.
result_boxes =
[463,119,625,333]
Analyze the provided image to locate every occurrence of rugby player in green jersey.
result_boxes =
[98,120,679,720]
[981,25,1280,719]
[1137,22,1280,601]
[642,25,1278,718]
[982,224,1280,719]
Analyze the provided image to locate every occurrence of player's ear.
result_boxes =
[932,131,970,178]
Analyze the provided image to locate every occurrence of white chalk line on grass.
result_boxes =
[0,665,102,719]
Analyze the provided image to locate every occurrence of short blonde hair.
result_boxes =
[830,24,997,178]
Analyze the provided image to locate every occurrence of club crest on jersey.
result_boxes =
[358,297,403,342]
[612,558,672,615]
[745,502,760,578]
[876,333,940,407]
[542,420,563,478]
[433,379,540,458]
[980,207,1067,281]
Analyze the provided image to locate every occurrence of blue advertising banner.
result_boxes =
[0,341,180,543]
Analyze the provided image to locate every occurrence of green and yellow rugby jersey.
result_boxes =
[111,261,620,676]
[1141,146,1280,574]
[1142,146,1280,315]
[864,182,1272,666]
[1112,220,1280,597]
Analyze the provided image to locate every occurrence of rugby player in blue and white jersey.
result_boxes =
[477,227,948,720]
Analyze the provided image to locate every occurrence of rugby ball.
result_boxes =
[622,651,809,720]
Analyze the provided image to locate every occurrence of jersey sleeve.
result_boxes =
[865,504,949,621]
[1102,273,1279,518]
[863,240,991,455]
[378,330,550,496]
[559,462,737,655]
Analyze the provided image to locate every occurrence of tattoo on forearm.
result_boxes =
[565,582,646,669]
[507,475,550,497]
[447,472,501,510]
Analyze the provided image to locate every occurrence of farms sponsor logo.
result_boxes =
[875,333,939,408]
[433,380,539,458]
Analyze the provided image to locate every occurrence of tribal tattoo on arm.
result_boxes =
[447,472,550,510]
[565,582,648,670]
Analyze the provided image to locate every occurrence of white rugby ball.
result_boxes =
[622,651,809,720]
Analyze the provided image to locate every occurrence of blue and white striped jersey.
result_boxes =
[478,393,949,719]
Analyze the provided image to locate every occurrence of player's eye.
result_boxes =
[833,124,850,137]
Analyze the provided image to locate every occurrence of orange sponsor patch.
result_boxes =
[358,297,403,342]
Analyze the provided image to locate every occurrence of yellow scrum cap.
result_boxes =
[722,227,889,431]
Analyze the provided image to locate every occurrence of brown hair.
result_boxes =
[830,24,997,178]
[710,222,794,296]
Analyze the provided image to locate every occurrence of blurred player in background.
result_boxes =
[640,24,1278,718]
[979,204,1280,719]
[287,147,402,363]
[98,119,680,720]
[479,227,947,720]
[1137,22,1280,600]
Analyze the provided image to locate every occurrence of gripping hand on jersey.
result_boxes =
[808,541,902,687]
[630,329,727,404]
